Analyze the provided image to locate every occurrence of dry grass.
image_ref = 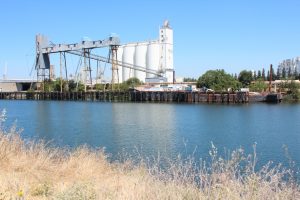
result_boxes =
[0,110,299,200]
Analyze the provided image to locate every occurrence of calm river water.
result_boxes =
[1,100,300,168]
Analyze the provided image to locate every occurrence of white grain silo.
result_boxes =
[116,46,123,83]
[146,41,160,78]
[134,43,147,82]
[122,44,135,82]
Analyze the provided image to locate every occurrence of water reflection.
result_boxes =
[111,103,176,158]
[35,101,53,140]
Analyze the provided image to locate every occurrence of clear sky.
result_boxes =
[0,0,300,79]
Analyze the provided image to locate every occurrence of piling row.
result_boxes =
[0,91,251,103]
[131,91,249,103]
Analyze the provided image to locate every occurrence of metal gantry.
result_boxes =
[35,34,162,91]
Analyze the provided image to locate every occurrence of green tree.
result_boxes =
[94,83,110,91]
[250,78,268,92]
[42,81,54,92]
[67,80,85,92]
[125,77,142,87]
[271,67,276,81]
[238,70,253,87]
[76,82,85,92]
[234,73,238,80]
[276,67,280,80]
[267,70,270,81]
[52,78,69,92]
[183,77,197,82]
[197,69,241,91]
[288,67,292,78]
[68,80,77,92]
[282,68,286,79]
[257,70,262,79]
[293,68,298,80]
[296,68,300,80]
[110,77,143,91]
[253,71,257,80]
[262,68,266,81]
[282,80,300,101]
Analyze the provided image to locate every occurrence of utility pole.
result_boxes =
[3,61,7,80]
[269,64,272,92]
[83,50,87,92]
[60,52,63,93]
[63,52,69,91]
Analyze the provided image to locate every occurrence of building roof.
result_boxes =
[0,79,37,83]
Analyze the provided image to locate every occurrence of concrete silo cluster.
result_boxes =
[117,20,174,83]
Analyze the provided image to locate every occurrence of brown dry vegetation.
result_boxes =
[0,110,299,199]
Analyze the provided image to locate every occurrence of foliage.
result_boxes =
[125,77,142,86]
[267,67,277,81]
[53,78,68,92]
[262,68,266,80]
[94,83,109,91]
[276,68,281,80]
[76,82,85,92]
[55,183,96,200]
[68,80,77,92]
[41,81,53,92]
[282,80,300,101]
[36,77,144,92]
[197,69,241,91]
[93,78,142,91]
[112,77,143,91]
[253,71,257,80]
[249,78,268,92]
[183,77,197,82]
[238,70,253,87]
[118,83,130,91]
[282,68,287,79]
[39,79,85,92]
[257,70,262,79]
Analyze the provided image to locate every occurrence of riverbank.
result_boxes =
[0,124,299,199]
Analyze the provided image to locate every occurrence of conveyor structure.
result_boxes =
[35,34,162,90]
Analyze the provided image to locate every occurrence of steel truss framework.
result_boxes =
[35,34,162,90]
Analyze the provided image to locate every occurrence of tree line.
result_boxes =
[39,77,142,92]
[195,67,300,97]
[184,66,300,87]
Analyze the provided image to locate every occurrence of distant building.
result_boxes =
[0,79,38,92]
[278,57,300,76]
[50,65,55,80]
[175,77,184,83]
[145,77,168,83]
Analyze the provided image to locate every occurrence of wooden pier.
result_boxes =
[0,91,252,103]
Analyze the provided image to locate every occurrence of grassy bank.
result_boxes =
[0,113,299,199]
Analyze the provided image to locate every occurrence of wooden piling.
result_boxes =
[0,91,255,104]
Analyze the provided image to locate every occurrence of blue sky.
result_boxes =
[0,0,300,79]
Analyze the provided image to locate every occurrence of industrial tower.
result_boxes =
[159,20,174,83]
